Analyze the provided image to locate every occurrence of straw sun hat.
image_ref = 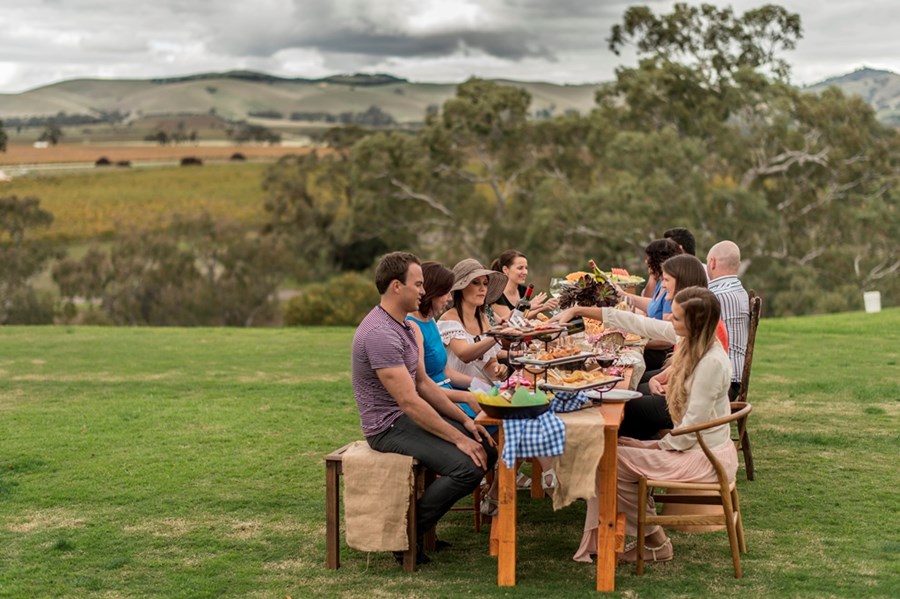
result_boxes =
[450,259,508,305]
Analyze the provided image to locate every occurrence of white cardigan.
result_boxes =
[601,308,733,451]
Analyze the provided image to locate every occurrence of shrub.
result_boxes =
[3,289,54,324]
[283,272,378,326]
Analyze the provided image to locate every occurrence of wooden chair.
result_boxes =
[731,291,762,480]
[636,403,752,578]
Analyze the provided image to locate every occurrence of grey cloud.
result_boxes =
[304,28,554,61]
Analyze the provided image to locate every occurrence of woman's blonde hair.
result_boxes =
[665,286,721,423]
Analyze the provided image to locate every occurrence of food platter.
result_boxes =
[538,375,623,393]
[513,352,594,368]
[485,326,566,342]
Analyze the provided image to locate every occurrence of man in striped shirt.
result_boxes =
[352,251,496,564]
[707,241,750,400]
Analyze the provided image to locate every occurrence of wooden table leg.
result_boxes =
[530,457,545,499]
[325,460,341,569]
[497,429,517,586]
[596,428,618,592]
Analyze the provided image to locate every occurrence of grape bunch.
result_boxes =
[558,275,618,309]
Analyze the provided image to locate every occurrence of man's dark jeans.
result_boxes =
[368,415,497,535]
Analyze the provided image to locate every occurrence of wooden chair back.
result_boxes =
[736,291,762,403]
[731,291,761,480]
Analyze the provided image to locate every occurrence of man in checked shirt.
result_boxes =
[706,241,751,400]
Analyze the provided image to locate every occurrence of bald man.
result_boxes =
[707,241,750,400]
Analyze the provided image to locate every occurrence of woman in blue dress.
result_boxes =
[406,261,482,418]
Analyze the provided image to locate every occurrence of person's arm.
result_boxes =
[445,366,473,390]
[446,336,498,363]
[492,302,511,322]
[648,367,669,396]
[623,292,652,313]
[551,305,605,324]
[526,291,558,317]
[603,308,678,344]
[377,366,491,468]
[641,273,658,298]
[444,387,482,414]
[440,319,499,364]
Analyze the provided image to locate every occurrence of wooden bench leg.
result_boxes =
[403,464,425,571]
[325,460,341,569]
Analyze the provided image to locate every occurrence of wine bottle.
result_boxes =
[508,284,534,328]
[588,259,607,282]
[564,316,585,335]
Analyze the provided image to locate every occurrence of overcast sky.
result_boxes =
[0,0,897,93]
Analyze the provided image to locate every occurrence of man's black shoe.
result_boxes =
[393,550,431,566]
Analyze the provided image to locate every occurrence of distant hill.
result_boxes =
[805,67,900,126]
[2,67,898,129]
[0,70,603,126]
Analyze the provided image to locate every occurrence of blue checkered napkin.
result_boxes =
[501,411,566,468]
[549,391,590,414]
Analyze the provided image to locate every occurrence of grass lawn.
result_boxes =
[1,310,898,598]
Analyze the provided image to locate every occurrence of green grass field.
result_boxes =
[1,310,898,598]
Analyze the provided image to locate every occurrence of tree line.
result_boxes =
[1,3,897,325]
[257,3,898,317]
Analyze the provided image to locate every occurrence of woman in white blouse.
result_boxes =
[566,287,737,564]
[438,259,509,381]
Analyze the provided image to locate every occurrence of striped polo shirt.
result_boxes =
[351,305,419,437]
[708,275,749,383]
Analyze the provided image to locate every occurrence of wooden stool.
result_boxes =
[325,442,425,572]
[325,442,483,571]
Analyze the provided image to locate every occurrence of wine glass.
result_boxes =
[548,277,566,315]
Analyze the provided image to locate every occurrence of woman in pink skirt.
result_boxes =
[570,286,738,564]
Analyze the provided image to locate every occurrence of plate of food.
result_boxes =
[538,368,623,392]
[584,388,642,403]
[514,347,592,368]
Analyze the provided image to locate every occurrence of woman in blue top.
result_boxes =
[407,261,482,418]
[616,239,682,372]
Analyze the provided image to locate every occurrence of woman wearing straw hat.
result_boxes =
[438,259,509,383]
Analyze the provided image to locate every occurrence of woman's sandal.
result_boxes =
[515,472,532,491]
[541,468,558,491]
[619,536,674,563]
[480,495,499,517]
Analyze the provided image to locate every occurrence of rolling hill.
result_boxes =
[1,67,898,129]
[804,67,900,126]
[0,72,603,126]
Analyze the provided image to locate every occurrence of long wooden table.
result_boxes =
[475,399,626,592]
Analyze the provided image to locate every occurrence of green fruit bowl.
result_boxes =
[478,401,550,420]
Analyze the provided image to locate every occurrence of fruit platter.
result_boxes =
[601,268,646,287]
